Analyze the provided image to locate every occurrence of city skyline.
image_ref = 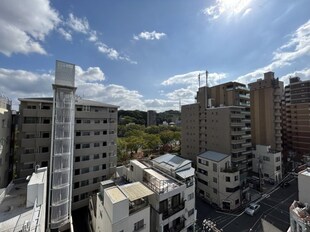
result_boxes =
[0,0,309,112]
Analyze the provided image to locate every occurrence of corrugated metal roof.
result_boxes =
[198,150,229,162]
[153,153,191,171]
[176,168,195,179]
[119,182,154,202]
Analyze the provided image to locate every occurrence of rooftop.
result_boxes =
[198,150,229,162]
[105,187,127,203]
[119,182,153,202]
[152,153,191,171]
[299,168,310,177]
[18,97,118,108]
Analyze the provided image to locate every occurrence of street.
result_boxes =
[196,177,298,232]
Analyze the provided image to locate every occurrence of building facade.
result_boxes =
[90,180,153,232]
[17,97,118,210]
[0,167,48,232]
[147,110,157,127]
[181,80,252,180]
[282,77,310,157]
[252,145,282,183]
[116,154,196,232]
[249,72,283,152]
[0,96,12,188]
[197,151,241,210]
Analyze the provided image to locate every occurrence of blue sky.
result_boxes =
[0,0,309,111]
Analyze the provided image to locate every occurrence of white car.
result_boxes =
[245,203,260,216]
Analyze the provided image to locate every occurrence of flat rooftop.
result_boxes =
[105,187,127,203]
[152,153,191,171]
[198,150,229,162]
[0,180,31,232]
[119,182,153,202]
[299,168,310,177]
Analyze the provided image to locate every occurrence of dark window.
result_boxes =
[75,169,80,175]
[73,195,79,202]
[102,142,107,146]
[41,147,49,153]
[102,164,106,170]
[171,194,180,208]
[74,182,80,189]
[102,153,107,158]
[226,176,230,182]
[42,132,50,138]
[76,131,81,136]
[75,157,80,162]
[76,119,81,124]
[75,144,81,149]
[134,219,144,231]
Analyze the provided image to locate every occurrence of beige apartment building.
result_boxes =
[282,77,310,156]
[0,96,12,188]
[181,80,252,180]
[17,97,118,210]
[249,72,283,152]
[197,151,241,210]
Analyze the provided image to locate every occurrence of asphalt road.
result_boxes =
[196,177,298,232]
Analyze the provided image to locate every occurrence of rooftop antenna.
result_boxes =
[198,73,201,88]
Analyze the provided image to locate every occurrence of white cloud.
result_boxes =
[279,68,310,86]
[88,30,98,42]
[236,20,310,84]
[58,27,72,41]
[162,70,227,87]
[67,13,89,34]
[203,0,252,20]
[0,0,60,56]
[97,42,137,64]
[133,31,166,40]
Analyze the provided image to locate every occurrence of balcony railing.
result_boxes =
[162,201,185,220]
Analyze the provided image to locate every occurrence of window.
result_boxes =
[94,154,100,159]
[80,192,89,200]
[276,166,281,171]
[75,169,80,175]
[234,175,238,181]
[27,105,37,109]
[188,208,194,217]
[226,176,230,182]
[76,119,81,124]
[94,131,100,135]
[103,119,107,124]
[235,199,239,205]
[42,118,50,124]
[25,133,36,139]
[93,166,99,171]
[41,147,49,153]
[41,105,50,110]
[213,177,217,183]
[94,119,100,124]
[81,168,89,174]
[75,157,80,162]
[197,178,208,186]
[213,188,217,194]
[41,132,50,138]
[83,119,91,124]
[82,155,89,161]
[263,156,270,161]
[94,142,100,147]
[82,131,90,136]
[73,195,79,202]
[213,163,217,172]
[74,182,80,189]
[134,219,144,231]
[102,142,107,146]
[102,153,107,158]
[188,193,194,201]
[81,180,89,187]
[102,164,106,170]
[103,130,107,135]
[93,177,99,183]
[24,117,37,124]
[75,144,81,149]
[82,143,90,149]
[83,105,90,112]
[198,168,208,176]
[275,157,280,162]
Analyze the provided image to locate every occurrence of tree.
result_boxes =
[125,136,145,154]
[144,134,162,151]
[159,130,175,145]
[117,138,128,162]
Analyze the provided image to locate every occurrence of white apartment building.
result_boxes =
[115,154,196,232]
[197,151,241,210]
[252,145,282,183]
[89,180,153,232]
[0,167,48,232]
[298,168,310,204]
[17,97,118,210]
[0,96,12,188]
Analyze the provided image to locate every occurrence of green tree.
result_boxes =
[144,134,162,151]
[159,130,175,145]
[125,136,145,154]
[117,138,128,162]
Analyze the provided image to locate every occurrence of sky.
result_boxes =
[0,0,309,112]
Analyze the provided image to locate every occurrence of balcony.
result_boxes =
[239,94,250,99]
[164,217,185,232]
[231,122,244,127]
[241,127,251,131]
[231,139,246,145]
[231,114,245,119]
[242,142,252,147]
[162,201,185,220]
[231,130,245,136]
[242,134,251,139]
[231,147,246,153]
[221,166,239,173]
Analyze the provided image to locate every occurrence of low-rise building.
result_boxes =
[114,154,196,232]
[298,168,310,204]
[0,167,48,232]
[197,151,241,210]
[90,180,153,232]
[252,145,282,183]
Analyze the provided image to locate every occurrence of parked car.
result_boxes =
[245,203,260,216]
